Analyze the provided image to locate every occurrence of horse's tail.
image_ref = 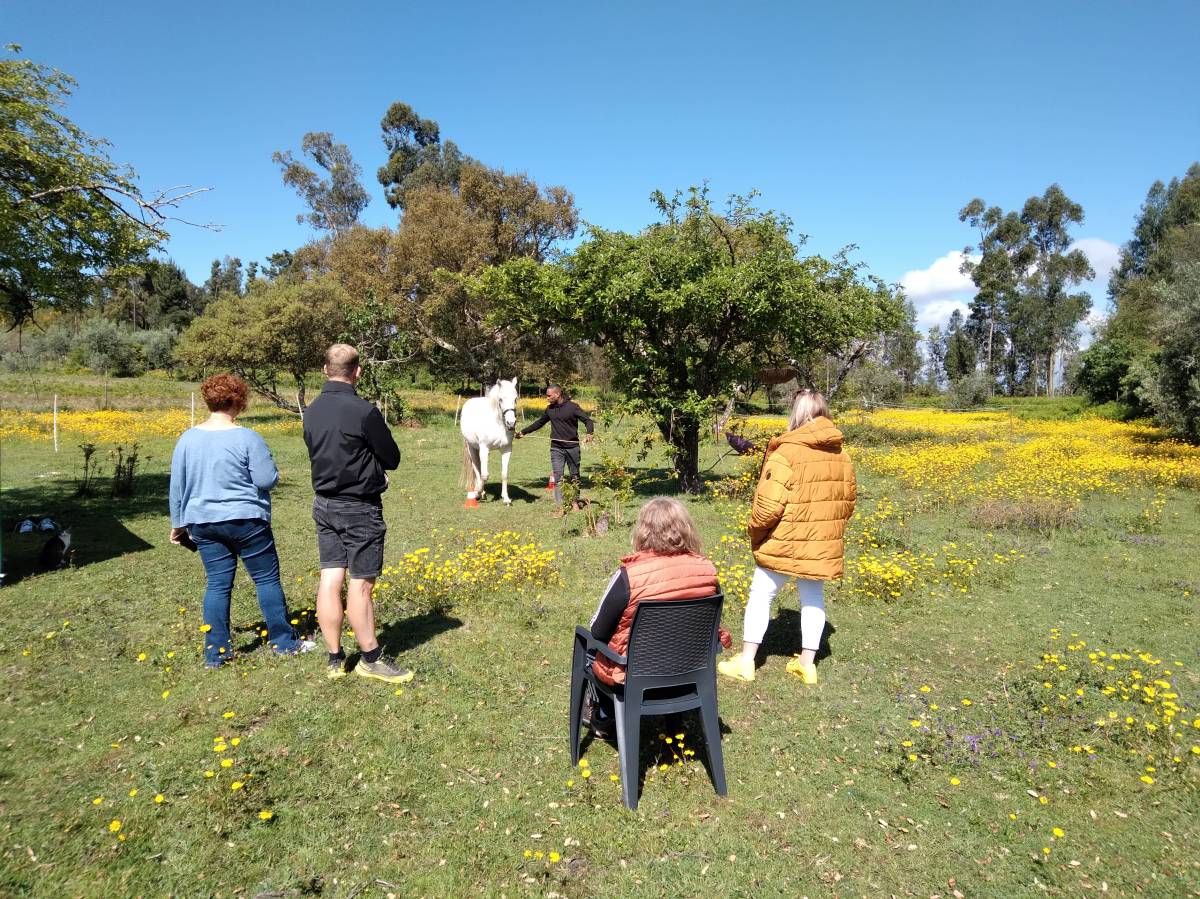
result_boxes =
[460,440,475,490]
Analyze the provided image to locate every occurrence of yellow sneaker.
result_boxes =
[785,656,818,684]
[717,655,756,682]
[354,655,415,684]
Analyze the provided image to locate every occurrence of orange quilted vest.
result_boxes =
[592,550,719,686]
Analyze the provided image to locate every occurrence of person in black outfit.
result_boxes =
[516,384,594,514]
[303,343,412,684]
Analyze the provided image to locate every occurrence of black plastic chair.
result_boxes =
[569,594,727,810]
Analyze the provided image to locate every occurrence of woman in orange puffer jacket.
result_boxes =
[718,389,856,685]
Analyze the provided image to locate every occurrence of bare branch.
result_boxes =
[20,182,222,233]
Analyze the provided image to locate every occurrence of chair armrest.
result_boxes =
[574,626,626,666]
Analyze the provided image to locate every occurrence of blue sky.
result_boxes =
[8,0,1199,332]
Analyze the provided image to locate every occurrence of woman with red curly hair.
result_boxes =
[169,374,314,667]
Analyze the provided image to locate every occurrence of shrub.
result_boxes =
[970,498,1078,533]
[32,323,76,364]
[946,372,989,409]
[844,361,903,407]
[69,318,145,376]
[134,328,178,372]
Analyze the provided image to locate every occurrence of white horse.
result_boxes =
[460,378,518,507]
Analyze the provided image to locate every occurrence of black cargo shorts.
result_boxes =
[312,495,385,579]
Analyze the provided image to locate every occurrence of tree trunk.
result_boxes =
[986,317,995,397]
[670,416,703,494]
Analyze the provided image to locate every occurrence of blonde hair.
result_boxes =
[324,343,360,379]
[789,388,830,430]
[631,497,702,555]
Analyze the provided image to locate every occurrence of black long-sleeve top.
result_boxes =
[589,568,631,643]
[303,380,400,501]
[519,399,595,444]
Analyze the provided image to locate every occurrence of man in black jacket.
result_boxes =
[516,384,594,515]
[303,344,412,683]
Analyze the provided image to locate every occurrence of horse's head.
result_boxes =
[493,378,518,430]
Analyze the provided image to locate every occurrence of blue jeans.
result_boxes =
[189,519,300,665]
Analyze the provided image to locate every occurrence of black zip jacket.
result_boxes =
[303,380,400,501]
[519,400,595,444]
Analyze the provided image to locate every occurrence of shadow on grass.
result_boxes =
[579,702,732,805]
[481,482,538,504]
[1,473,163,586]
[758,608,836,665]
[376,608,463,656]
[234,605,321,654]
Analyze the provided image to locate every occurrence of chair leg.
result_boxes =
[614,696,641,810]
[699,684,727,797]
[569,641,586,765]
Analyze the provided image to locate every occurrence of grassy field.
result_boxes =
[1,378,1198,897]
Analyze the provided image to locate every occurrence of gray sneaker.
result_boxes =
[327,656,347,680]
[354,654,415,684]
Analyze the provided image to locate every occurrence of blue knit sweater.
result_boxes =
[169,427,279,528]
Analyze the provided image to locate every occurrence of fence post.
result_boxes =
[53,394,59,453]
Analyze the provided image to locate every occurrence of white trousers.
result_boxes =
[742,565,826,651]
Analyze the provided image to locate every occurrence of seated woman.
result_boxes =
[583,497,730,733]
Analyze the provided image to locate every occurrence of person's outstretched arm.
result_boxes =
[520,410,550,436]
[588,567,630,643]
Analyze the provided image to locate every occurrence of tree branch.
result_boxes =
[21,182,221,235]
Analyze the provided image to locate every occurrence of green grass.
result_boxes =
[1,379,1197,897]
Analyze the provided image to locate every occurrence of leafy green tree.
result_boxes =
[176,276,348,410]
[1074,336,1140,406]
[959,200,1028,391]
[203,256,244,299]
[924,325,946,388]
[1109,164,1200,298]
[1,48,202,332]
[261,249,295,281]
[943,309,976,382]
[1081,164,1200,408]
[957,185,1092,395]
[273,132,370,234]
[478,187,903,492]
[1016,185,1093,395]
[377,102,475,210]
[1141,262,1200,439]
[102,259,201,330]
[70,317,144,376]
[390,164,579,381]
[882,299,922,390]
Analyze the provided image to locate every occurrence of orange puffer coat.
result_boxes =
[592,550,720,686]
[747,416,856,579]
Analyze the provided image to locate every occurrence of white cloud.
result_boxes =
[900,250,978,303]
[901,241,1121,334]
[1071,237,1120,286]
[916,298,972,332]
[900,250,979,331]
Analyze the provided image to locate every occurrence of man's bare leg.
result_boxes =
[344,576,379,653]
[317,567,347,653]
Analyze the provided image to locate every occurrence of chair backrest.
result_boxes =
[625,594,724,678]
